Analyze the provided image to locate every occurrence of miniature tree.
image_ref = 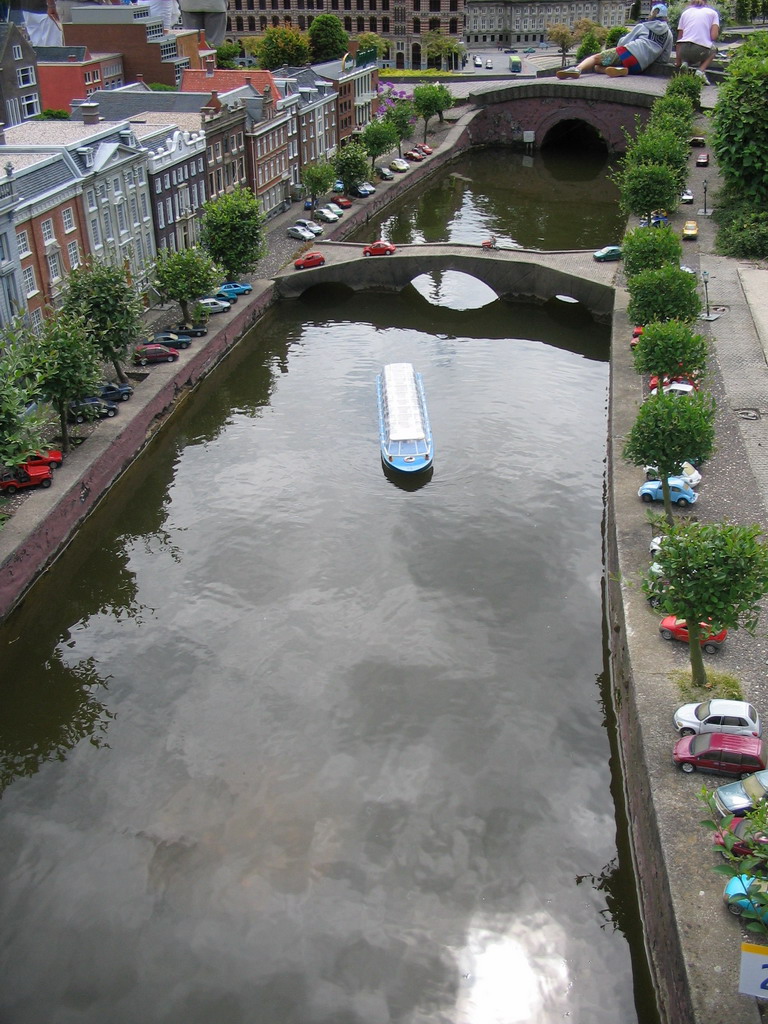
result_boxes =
[0,319,49,468]
[200,186,267,283]
[627,264,702,325]
[334,142,370,195]
[617,162,681,226]
[153,248,222,325]
[646,521,768,686]
[412,83,453,141]
[631,319,709,385]
[361,118,399,171]
[547,22,577,66]
[621,226,683,278]
[254,27,311,69]
[623,389,715,525]
[61,259,144,385]
[308,14,349,61]
[302,159,338,207]
[380,94,416,156]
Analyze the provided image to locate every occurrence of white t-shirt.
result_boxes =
[677,4,719,48]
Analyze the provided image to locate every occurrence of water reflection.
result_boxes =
[381,462,434,490]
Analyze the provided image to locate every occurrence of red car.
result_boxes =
[673,732,768,777]
[21,449,62,472]
[696,152,709,167]
[404,150,425,161]
[294,251,326,270]
[362,241,397,257]
[659,616,728,653]
[334,197,353,209]
[133,343,180,366]
[416,142,433,155]
[714,818,768,860]
[0,464,53,495]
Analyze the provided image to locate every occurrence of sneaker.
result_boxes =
[694,68,710,84]
[605,66,629,77]
[556,67,581,79]
[679,61,689,71]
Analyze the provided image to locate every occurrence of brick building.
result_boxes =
[464,0,633,47]
[0,24,43,124]
[35,45,124,112]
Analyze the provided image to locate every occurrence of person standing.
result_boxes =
[557,4,672,78]
[179,0,227,46]
[675,0,720,82]
[7,0,64,45]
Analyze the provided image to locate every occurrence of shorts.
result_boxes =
[599,46,642,74]
[677,40,716,66]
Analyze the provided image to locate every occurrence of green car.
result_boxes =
[593,245,622,262]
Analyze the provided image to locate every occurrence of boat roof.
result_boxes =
[383,363,425,441]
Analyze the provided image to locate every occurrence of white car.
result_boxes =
[649,380,697,398]
[198,296,230,314]
[474,57,482,67]
[287,225,316,242]
[674,700,762,738]
[486,59,493,68]
[315,208,339,223]
[359,181,377,194]
[293,219,323,236]
[680,189,694,204]
[645,461,701,487]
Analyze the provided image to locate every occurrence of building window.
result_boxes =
[30,307,43,333]
[16,66,36,87]
[104,210,113,240]
[117,204,127,233]
[12,44,22,60]
[156,203,165,228]
[16,229,30,256]
[47,251,62,282]
[23,266,36,295]
[41,219,55,243]
[20,93,41,118]
[67,239,81,268]
[90,218,101,246]
[62,207,75,232]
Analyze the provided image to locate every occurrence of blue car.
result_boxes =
[219,282,253,298]
[724,875,768,922]
[99,382,133,402]
[333,180,345,193]
[638,477,698,507]
[715,770,768,817]
[68,397,118,423]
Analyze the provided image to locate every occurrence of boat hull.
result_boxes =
[376,363,433,474]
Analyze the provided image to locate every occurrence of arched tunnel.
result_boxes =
[540,119,610,153]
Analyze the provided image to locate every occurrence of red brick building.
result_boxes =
[36,46,124,112]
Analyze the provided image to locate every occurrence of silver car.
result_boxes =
[314,208,340,223]
[287,225,316,242]
[294,219,324,236]
[674,699,762,738]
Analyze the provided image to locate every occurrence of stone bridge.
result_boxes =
[274,241,619,322]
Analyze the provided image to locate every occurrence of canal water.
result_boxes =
[0,150,657,1023]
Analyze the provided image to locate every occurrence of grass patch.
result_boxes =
[673,668,744,702]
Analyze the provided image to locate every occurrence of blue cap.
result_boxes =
[651,3,668,15]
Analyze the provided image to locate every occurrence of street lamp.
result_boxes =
[702,269,710,317]
[703,178,708,216]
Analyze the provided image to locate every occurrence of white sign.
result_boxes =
[739,942,768,998]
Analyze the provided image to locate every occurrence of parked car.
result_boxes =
[68,397,118,422]
[304,198,314,210]
[377,166,395,180]
[362,240,397,257]
[333,197,353,209]
[390,158,409,173]
[133,343,180,366]
[0,465,53,494]
[714,818,768,860]
[294,251,326,270]
[683,220,699,240]
[333,179,345,192]
[524,46,536,53]
[593,245,622,262]
[680,189,694,204]
[219,281,253,296]
[21,449,62,471]
[723,875,768,921]
[287,225,316,242]
[648,379,697,398]
[715,771,768,817]
[294,219,324,236]
[176,322,208,336]
[674,699,761,737]
[325,202,345,217]
[645,461,701,487]
[689,136,706,147]
[696,152,709,166]
[211,289,237,304]
[638,478,698,506]
[314,207,339,223]
[673,733,767,776]
[405,150,425,162]
[153,331,192,349]
[99,382,133,403]
[639,212,669,228]
[198,297,231,314]
[416,143,433,155]
[360,181,376,193]
[350,184,375,198]
[474,56,482,67]
[660,616,727,653]
[486,59,493,68]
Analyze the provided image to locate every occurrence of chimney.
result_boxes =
[206,57,215,77]
[244,76,251,86]
[68,54,77,62]
[81,102,100,124]
[137,73,144,83]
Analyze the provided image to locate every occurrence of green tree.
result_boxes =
[154,248,221,325]
[573,17,606,42]
[644,522,768,686]
[575,29,602,62]
[623,124,689,191]
[618,162,681,225]
[255,27,311,69]
[361,118,398,170]
[547,22,577,66]
[712,40,768,205]
[334,141,369,194]
[412,83,453,141]
[627,264,702,325]
[0,321,48,469]
[216,42,241,68]
[308,14,349,62]
[61,259,144,385]
[35,311,102,454]
[356,32,387,59]
[623,389,715,526]
[200,186,266,282]
[423,29,463,69]
[302,158,338,206]
[622,225,683,278]
[605,25,627,46]
[664,72,701,106]
[33,109,69,120]
[381,97,416,155]
[648,93,695,137]
[632,319,709,383]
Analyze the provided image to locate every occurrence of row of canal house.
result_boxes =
[0,8,378,331]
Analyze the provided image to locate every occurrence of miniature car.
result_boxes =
[133,343,180,366]
[474,57,482,67]
[674,699,761,737]
[350,183,375,198]
[333,180,345,192]
[390,158,409,173]
[219,281,253,296]
[68,397,119,422]
[99,382,134,402]
[287,225,316,242]
[176,322,208,337]
[524,46,536,53]
[659,616,727,653]
[153,331,192,349]
[0,465,53,494]
[486,59,493,68]
[714,818,768,860]
[416,143,433,155]
[689,136,706,147]
[680,189,694,204]
[683,220,699,240]
[198,297,231,314]
[593,245,622,262]
[645,461,701,487]
[362,240,397,257]
[333,197,353,209]
[314,207,340,223]
[325,202,346,216]
[715,772,768,817]
[673,733,767,776]
[638,478,698,506]
[723,876,768,920]
[293,219,324,236]
[404,150,425,161]
[376,166,395,180]
[294,251,326,270]
[696,152,709,166]
[21,449,63,471]
[648,379,697,398]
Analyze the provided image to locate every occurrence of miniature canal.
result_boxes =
[0,148,659,1023]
